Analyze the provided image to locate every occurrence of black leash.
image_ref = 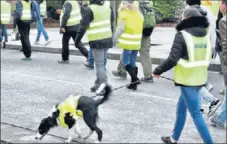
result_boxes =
[160,76,174,81]
[1,121,80,143]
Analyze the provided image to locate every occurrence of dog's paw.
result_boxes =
[65,139,72,143]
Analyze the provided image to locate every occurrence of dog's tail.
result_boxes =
[95,84,112,106]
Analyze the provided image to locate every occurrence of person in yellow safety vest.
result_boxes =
[0,0,11,49]
[201,0,221,20]
[75,0,114,93]
[34,0,50,46]
[58,0,88,63]
[112,0,143,90]
[14,0,33,60]
[153,7,213,144]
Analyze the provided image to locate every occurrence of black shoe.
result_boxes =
[125,65,140,90]
[58,59,69,64]
[127,78,140,90]
[161,136,177,144]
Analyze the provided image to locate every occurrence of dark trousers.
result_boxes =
[17,20,31,58]
[62,32,88,60]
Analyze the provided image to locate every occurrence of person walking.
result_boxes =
[209,0,227,128]
[34,0,51,46]
[112,0,156,83]
[84,0,110,69]
[58,0,88,63]
[153,7,213,143]
[112,0,143,90]
[14,0,35,60]
[75,0,114,92]
[0,0,11,49]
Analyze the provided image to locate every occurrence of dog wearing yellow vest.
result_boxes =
[35,84,112,143]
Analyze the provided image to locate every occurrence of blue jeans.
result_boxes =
[122,50,138,67]
[88,48,107,68]
[172,86,213,144]
[199,87,215,107]
[212,93,226,125]
[1,25,8,41]
[36,18,49,41]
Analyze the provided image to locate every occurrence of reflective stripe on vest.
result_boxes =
[87,5,112,41]
[57,95,82,128]
[173,30,212,86]
[60,1,81,27]
[40,0,46,16]
[0,1,11,24]
[118,10,143,50]
[20,1,32,20]
[201,0,220,20]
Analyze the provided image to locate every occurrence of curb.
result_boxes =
[5,44,221,72]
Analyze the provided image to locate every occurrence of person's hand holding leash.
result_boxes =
[152,73,160,79]
[61,28,66,33]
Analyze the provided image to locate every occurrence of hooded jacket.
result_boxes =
[75,0,114,49]
[153,16,210,86]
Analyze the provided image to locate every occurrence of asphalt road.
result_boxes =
[1,49,226,143]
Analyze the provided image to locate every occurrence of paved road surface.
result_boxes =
[1,49,226,143]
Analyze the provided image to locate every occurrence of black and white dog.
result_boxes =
[35,84,112,143]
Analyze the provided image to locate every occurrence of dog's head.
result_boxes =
[35,105,59,140]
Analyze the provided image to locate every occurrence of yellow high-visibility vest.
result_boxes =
[40,0,46,16]
[174,30,212,86]
[118,10,143,50]
[20,0,32,21]
[0,1,11,24]
[201,0,220,19]
[60,1,81,27]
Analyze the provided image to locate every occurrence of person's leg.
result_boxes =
[139,36,153,82]
[84,48,94,69]
[210,93,226,128]
[171,90,187,141]
[112,53,127,79]
[39,18,49,41]
[2,25,8,42]
[73,33,88,59]
[181,87,213,143]
[59,32,71,62]
[35,20,41,43]
[91,48,107,92]
[23,22,31,58]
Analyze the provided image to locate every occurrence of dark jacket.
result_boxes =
[219,16,227,66]
[75,2,114,49]
[153,16,209,86]
[60,1,81,33]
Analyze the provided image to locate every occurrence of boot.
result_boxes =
[125,65,139,90]
[134,67,141,84]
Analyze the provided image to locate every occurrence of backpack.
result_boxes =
[139,0,156,29]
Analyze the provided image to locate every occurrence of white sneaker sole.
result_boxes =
[208,101,223,117]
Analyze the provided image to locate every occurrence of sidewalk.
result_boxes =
[4,27,221,72]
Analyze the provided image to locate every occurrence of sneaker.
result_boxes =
[84,61,94,69]
[141,77,154,83]
[90,85,99,93]
[208,100,221,117]
[58,59,69,64]
[208,100,222,117]
[220,88,226,95]
[112,71,127,79]
[210,117,225,128]
[34,41,40,45]
[45,39,52,46]
[161,136,177,144]
[21,57,32,61]
[205,83,214,92]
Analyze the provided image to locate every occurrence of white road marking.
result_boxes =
[2,71,209,107]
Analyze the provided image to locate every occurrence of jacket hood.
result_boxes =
[176,16,209,37]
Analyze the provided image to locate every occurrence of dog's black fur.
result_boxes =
[36,85,112,142]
